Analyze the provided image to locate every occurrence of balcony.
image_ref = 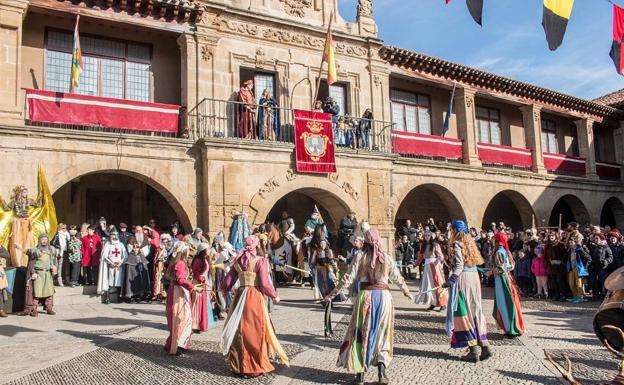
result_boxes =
[391,130,462,162]
[25,89,180,137]
[186,98,393,153]
[478,142,533,170]
[597,161,622,181]
[543,152,586,176]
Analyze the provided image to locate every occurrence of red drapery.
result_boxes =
[294,110,336,173]
[477,143,533,168]
[391,130,463,159]
[26,89,179,133]
[543,152,586,174]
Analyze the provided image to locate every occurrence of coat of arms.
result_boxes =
[300,120,331,162]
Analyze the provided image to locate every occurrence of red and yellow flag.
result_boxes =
[610,4,624,75]
[322,26,337,85]
[70,15,83,92]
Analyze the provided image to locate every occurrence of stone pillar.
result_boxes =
[177,32,198,112]
[520,104,546,174]
[0,0,28,125]
[455,87,481,166]
[575,118,598,180]
[368,63,390,152]
[356,0,378,37]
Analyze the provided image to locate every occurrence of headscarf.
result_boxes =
[212,231,225,248]
[494,231,511,257]
[233,235,259,270]
[364,229,385,268]
[451,220,468,234]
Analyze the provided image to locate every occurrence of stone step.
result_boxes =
[52,285,102,306]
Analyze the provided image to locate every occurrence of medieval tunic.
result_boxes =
[445,242,489,348]
[25,244,57,313]
[331,249,410,373]
[237,85,257,139]
[492,247,525,336]
[257,96,280,141]
[4,198,39,267]
[97,240,127,295]
[414,243,449,308]
[310,248,338,300]
[122,251,151,300]
[220,255,289,375]
[165,260,194,355]
[191,255,210,332]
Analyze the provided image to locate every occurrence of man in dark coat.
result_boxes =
[338,211,357,256]
[607,230,624,272]
[588,233,613,301]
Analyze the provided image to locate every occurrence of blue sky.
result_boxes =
[337,0,623,100]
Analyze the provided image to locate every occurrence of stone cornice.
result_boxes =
[380,45,622,120]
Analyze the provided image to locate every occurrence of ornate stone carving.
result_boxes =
[466,96,474,108]
[279,0,312,18]
[533,111,540,122]
[357,0,373,17]
[257,177,280,198]
[386,204,394,222]
[328,173,360,201]
[373,75,382,88]
[286,169,297,181]
[211,16,367,58]
[200,45,213,62]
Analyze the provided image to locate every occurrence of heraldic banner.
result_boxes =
[294,109,336,173]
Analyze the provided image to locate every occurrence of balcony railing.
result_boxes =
[478,142,533,170]
[187,98,392,152]
[392,130,463,162]
[25,89,180,137]
[597,161,622,180]
[543,152,586,176]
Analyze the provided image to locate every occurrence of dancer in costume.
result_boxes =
[230,213,252,252]
[325,228,414,385]
[97,228,127,303]
[220,235,289,377]
[122,240,151,303]
[191,243,212,333]
[414,229,448,311]
[444,220,492,363]
[164,242,199,356]
[211,231,236,320]
[310,238,338,301]
[24,234,57,316]
[489,232,525,337]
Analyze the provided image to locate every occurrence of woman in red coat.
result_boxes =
[191,243,211,333]
[80,226,102,286]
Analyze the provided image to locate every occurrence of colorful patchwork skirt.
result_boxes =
[493,272,525,336]
[446,270,489,348]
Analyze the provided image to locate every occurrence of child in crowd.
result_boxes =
[513,250,532,296]
[531,247,549,299]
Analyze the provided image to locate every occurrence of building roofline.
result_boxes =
[379,45,621,120]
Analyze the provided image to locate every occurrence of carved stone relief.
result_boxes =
[357,0,373,17]
[279,0,312,18]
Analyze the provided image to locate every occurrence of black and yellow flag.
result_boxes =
[542,0,574,51]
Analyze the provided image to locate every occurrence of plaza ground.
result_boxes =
[1,281,619,385]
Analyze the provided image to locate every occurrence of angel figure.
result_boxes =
[0,165,57,267]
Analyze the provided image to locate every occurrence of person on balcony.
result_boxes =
[257,89,280,141]
[313,100,324,113]
[237,80,257,139]
[357,108,373,149]
[322,97,341,145]
[339,114,356,148]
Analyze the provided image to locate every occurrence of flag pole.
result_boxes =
[69,14,80,93]
[312,11,334,109]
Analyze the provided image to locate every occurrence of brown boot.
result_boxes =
[47,309,56,315]
[460,346,479,363]
[0,310,7,317]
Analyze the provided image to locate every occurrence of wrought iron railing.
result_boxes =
[187,98,393,152]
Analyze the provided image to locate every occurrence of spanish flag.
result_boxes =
[542,0,574,51]
[70,15,83,92]
[322,25,337,85]
[610,4,624,75]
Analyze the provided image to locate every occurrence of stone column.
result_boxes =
[455,87,481,166]
[368,63,390,152]
[177,32,198,113]
[520,104,546,174]
[0,0,28,125]
[575,118,598,180]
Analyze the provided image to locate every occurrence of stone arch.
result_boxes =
[600,197,624,229]
[50,166,193,232]
[249,175,359,233]
[394,183,466,230]
[482,190,536,231]
[548,194,591,228]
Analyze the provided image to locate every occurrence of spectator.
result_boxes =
[544,231,567,302]
[608,230,624,272]
[588,233,613,301]
[395,234,415,279]
[67,225,83,287]
[357,109,372,149]
[531,247,549,299]
[514,251,532,296]
[566,235,590,304]
[118,223,132,247]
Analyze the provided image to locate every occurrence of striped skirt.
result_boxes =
[415,261,449,308]
[493,272,525,336]
[164,285,192,355]
[337,289,394,373]
[446,270,489,348]
[221,287,289,375]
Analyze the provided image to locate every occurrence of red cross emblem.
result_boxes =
[112,248,121,257]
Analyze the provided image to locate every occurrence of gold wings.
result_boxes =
[29,164,58,244]
[0,165,57,250]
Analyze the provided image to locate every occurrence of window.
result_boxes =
[317,81,348,115]
[476,106,501,145]
[390,89,431,134]
[239,69,276,105]
[541,119,558,153]
[45,30,151,101]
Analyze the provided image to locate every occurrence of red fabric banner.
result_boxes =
[294,110,336,173]
[543,152,586,174]
[477,142,533,168]
[597,162,622,180]
[26,89,179,133]
[391,130,463,159]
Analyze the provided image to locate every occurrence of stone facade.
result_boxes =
[0,0,623,251]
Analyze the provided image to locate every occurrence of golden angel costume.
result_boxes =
[0,165,57,267]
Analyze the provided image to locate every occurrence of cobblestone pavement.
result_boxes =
[1,282,619,385]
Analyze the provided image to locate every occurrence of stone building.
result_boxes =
[1,0,623,249]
